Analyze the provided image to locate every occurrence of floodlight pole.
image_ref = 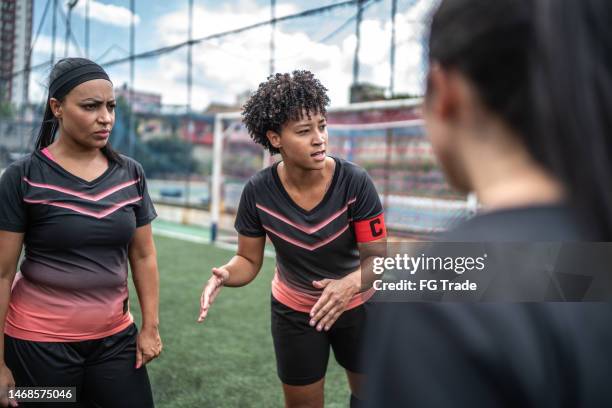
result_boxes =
[210,114,224,242]
[270,0,276,76]
[185,0,194,210]
[187,0,193,112]
[64,0,79,57]
[51,0,57,64]
[128,0,135,157]
[352,0,364,86]
[389,0,397,97]
[85,0,90,58]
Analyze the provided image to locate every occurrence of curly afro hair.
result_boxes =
[241,70,330,155]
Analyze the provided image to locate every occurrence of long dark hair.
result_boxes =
[35,58,123,164]
[531,0,612,240]
[428,0,612,240]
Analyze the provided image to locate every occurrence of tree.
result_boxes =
[135,138,198,178]
[0,88,14,119]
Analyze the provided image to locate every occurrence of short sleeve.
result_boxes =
[234,180,265,237]
[353,169,383,221]
[352,169,386,242]
[134,163,157,227]
[0,164,27,232]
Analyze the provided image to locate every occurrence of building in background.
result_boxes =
[350,83,386,103]
[203,102,239,114]
[115,83,162,114]
[0,0,33,107]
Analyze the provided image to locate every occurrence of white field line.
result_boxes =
[153,226,275,258]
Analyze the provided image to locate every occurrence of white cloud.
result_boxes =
[73,0,140,28]
[81,0,436,110]
[28,35,69,102]
[157,2,298,46]
[32,35,68,59]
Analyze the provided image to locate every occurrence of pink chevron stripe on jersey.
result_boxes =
[263,223,350,251]
[256,197,356,234]
[23,196,142,219]
[23,177,140,202]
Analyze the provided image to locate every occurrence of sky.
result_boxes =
[28,0,436,110]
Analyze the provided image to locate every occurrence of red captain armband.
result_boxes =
[354,213,387,242]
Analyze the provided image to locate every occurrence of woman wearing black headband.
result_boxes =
[0,58,160,407]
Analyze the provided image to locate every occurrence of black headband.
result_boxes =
[49,62,111,99]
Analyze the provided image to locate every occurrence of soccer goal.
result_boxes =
[210,99,475,243]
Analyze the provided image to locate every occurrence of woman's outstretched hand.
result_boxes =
[198,267,230,323]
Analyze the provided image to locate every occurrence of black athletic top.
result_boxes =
[0,150,156,341]
[235,156,386,307]
[364,205,612,407]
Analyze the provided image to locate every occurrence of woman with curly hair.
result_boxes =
[197,70,386,407]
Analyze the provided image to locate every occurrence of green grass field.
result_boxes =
[129,234,349,407]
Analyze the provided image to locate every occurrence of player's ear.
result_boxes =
[266,130,281,150]
[427,63,462,122]
[50,97,63,119]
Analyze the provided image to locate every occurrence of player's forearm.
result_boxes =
[357,239,387,291]
[131,255,160,329]
[357,255,380,291]
[0,235,21,364]
[0,277,13,364]
[343,256,378,293]
[222,254,261,287]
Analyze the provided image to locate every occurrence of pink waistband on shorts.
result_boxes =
[271,268,374,314]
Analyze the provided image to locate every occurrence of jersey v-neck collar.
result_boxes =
[272,156,340,216]
[35,149,116,186]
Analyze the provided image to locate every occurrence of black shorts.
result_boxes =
[271,295,369,386]
[4,323,154,408]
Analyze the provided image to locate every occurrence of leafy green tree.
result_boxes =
[135,138,198,178]
[0,91,14,119]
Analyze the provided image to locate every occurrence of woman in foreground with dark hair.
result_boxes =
[364,0,612,406]
[0,58,161,407]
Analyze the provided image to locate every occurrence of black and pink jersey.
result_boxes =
[235,156,386,312]
[0,150,156,342]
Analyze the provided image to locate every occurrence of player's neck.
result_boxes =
[49,132,105,164]
[468,151,565,211]
[279,157,334,192]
